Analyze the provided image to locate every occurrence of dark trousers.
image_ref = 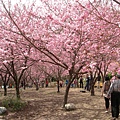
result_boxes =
[104,97,109,109]
[111,92,120,118]
[80,82,83,88]
[85,82,89,91]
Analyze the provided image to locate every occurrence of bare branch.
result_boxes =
[113,0,120,5]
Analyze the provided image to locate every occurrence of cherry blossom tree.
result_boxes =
[83,1,120,95]
[0,0,120,107]
[39,62,66,92]
[0,66,10,96]
[1,46,28,99]
[0,38,36,98]
[0,0,88,106]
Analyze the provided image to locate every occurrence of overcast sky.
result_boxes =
[10,0,94,5]
[2,0,119,9]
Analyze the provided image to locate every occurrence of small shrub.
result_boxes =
[2,97,27,111]
[107,72,113,79]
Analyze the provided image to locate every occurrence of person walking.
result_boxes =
[101,75,111,113]
[84,74,90,91]
[65,79,68,87]
[97,74,101,89]
[106,74,120,120]
[79,76,84,88]
[45,79,49,87]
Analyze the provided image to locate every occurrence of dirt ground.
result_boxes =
[0,87,119,120]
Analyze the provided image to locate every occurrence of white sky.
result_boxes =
[10,0,94,5]
[10,0,34,4]
[9,0,120,7]
[2,0,120,10]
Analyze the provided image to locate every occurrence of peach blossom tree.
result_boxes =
[0,0,120,107]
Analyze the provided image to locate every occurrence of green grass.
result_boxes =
[2,97,27,111]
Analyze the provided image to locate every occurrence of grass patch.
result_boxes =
[2,97,27,111]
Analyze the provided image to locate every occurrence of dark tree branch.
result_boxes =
[113,0,120,5]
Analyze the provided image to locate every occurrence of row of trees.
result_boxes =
[0,0,120,107]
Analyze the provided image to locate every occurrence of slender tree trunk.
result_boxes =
[3,83,7,96]
[36,83,39,90]
[63,82,71,107]
[91,83,95,96]
[90,71,95,96]
[23,79,26,90]
[57,80,60,93]
[77,78,79,88]
[15,82,20,99]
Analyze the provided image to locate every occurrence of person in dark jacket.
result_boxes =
[79,76,83,88]
[107,74,120,120]
[84,74,90,91]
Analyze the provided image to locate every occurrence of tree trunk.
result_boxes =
[63,82,71,107]
[35,82,39,90]
[36,83,39,90]
[15,82,20,99]
[57,80,60,93]
[77,78,79,88]
[90,80,95,96]
[91,84,95,96]
[3,83,7,96]
[90,71,95,96]
[23,79,26,90]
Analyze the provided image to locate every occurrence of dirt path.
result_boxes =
[0,87,118,120]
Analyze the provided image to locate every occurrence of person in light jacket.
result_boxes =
[101,75,111,113]
[106,74,120,120]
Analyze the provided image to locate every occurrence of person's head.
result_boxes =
[116,74,120,79]
[105,75,110,81]
[116,69,120,79]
